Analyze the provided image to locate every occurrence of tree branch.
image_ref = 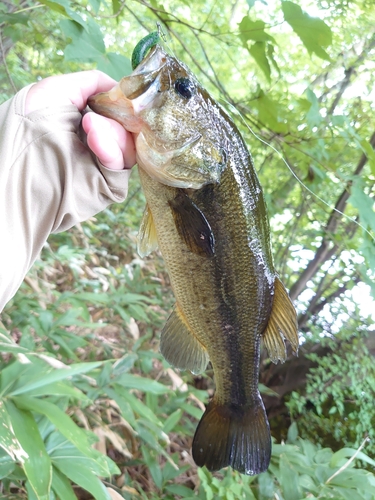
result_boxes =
[289,131,375,301]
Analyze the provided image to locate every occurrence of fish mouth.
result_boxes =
[88,46,167,132]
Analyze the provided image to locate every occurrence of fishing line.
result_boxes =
[224,100,375,242]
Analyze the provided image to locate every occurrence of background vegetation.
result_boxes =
[1,0,375,498]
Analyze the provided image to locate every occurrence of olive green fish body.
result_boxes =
[88,42,299,475]
[138,123,274,473]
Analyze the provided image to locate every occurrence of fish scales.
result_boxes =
[88,34,299,475]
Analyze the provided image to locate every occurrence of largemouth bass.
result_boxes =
[88,34,299,475]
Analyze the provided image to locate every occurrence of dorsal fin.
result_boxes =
[262,276,299,363]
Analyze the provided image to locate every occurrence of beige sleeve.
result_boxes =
[0,85,131,311]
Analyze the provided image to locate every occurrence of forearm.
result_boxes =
[0,85,130,311]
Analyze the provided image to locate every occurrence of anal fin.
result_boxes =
[160,304,209,375]
[137,204,158,258]
[263,276,299,363]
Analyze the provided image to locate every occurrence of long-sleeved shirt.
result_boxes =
[0,85,131,311]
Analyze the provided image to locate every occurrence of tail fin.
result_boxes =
[192,395,271,475]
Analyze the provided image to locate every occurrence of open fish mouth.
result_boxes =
[87,46,167,132]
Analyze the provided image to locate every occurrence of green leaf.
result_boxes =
[238,17,276,81]
[0,331,29,353]
[163,409,183,433]
[165,484,195,497]
[141,446,163,489]
[359,139,375,176]
[253,91,288,132]
[53,459,111,500]
[112,0,121,15]
[330,447,375,468]
[21,381,89,400]
[49,434,117,477]
[25,481,39,500]
[249,42,271,81]
[96,52,132,80]
[0,12,29,25]
[39,0,86,27]
[0,401,24,462]
[287,422,298,444]
[60,18,105,62]
[88,0,101,13]
[359,233,375,274]
[305,88,322,127]
[112,353,138,376]
[279,454,301,500]
[0,360,31,397]
[51,465,82,500]
[239,17,275,44]
[12,396,119,477]
[282,1,332,60]
[9,361,103,396]
[115,373,170,394]
[258,471,276,498]
[348,177,375,233]
[4,400,52,499]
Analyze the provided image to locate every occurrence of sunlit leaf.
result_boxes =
[282,1,332,60]
[53,459,112,500]
[39,0,86,27]
[348,177,375,233]
[115,373,170,394]
[60,18,105,62]
[4,401,51,499]
[97,52,132,79]
[9,361,103,396]
[12,396,119,477]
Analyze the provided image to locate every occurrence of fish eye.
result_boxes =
[174,78,195,99]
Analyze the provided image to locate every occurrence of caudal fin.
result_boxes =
[192,395,271,475]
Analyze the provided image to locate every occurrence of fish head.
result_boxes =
[88,45,229,188]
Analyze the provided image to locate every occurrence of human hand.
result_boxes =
[25,70,136,170]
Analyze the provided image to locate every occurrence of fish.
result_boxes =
[88,33,299,475]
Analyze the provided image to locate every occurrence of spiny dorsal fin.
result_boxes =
[263,276,299,363]
[160,304,209,375]
[137,204,158,258]
[168,192,215,257]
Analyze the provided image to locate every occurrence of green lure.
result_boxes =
[131,31,160,70]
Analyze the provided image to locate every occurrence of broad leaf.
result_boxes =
[4,401,51,499]
[12,396,119,477]
[249,42,271,81]
[282,1,332,60]
[97,52,132,79]
[239,17,275,44]
[348,177,375,233]
[51,466,77,500]
[60,18,105,62]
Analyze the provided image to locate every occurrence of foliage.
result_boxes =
[1,0,375,498]
[287,327,375,455]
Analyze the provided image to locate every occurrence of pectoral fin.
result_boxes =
[263,276,299,363]
[137,205,158,257]
[160,304,209,375]
[168,192,215,257]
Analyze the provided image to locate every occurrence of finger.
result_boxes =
[82,112,136,170]
[65,70,117,111]
[26,71,117,114]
